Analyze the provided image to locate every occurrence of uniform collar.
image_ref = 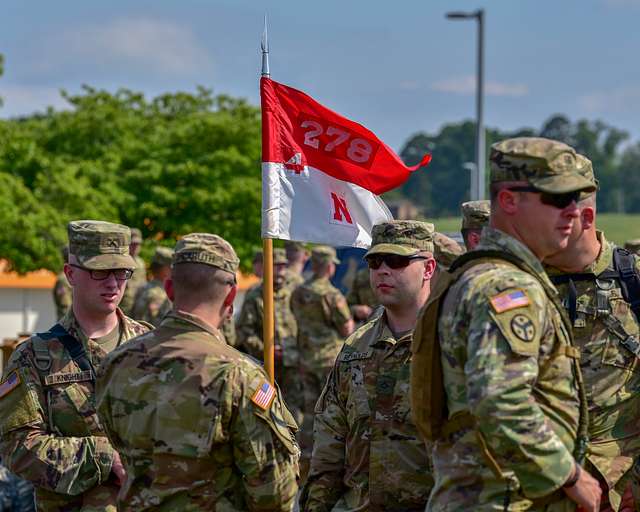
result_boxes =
[372,312,413,348]
[59,307,127,347]
[161,310,225,342]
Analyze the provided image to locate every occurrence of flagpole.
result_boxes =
[261,16,275,385]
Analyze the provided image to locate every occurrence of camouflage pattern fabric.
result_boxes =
[461,200,490,230]
[301,313,433,511]
[545,232,640,510]
[0,463,35,512]
[291,276,352,463]
[131,279,169,327]
[428,228,582,511]
[67,221,136,270]
[432,231,464,268]
[119,255,147,315]
[346,267,378,314]
[95,310,300,511]
[52,272,72,320]
[0,309,150,512]
[624,239,640,255]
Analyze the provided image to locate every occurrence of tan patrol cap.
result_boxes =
[172,233,239,274]
[433,232,464,267]
[461,200,490,230]
[151,246,174,266]
[130,228,143,244]
[365,220,435,257]
[311,246,340,264]
[68,220,136,270]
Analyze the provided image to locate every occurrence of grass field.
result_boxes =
[431,213,640,246]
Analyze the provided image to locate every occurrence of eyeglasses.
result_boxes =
[69,264,134,281]
[507,186,581,209]
[365,254,427,270]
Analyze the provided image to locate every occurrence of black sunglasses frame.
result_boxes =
[69,264,134,281]
[365,254,427,270]
[507,186,581,209]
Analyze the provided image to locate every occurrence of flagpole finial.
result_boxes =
[261,14,270,78]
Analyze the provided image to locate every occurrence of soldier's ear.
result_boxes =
[63,263,75,285]
[164,278,174,301]
[581,206,595,230]
[223,284,237,308]
[423,257,437,281]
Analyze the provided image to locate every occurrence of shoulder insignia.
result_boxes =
[510,314,536,342]
[489,289,530,313]
[0,370,20,399]
[250,380,276,410]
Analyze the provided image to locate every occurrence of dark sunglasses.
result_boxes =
[69,264,134,281]
[365,254,427,270]
[507,186,580,209]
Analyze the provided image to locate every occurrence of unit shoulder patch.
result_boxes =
[0,370,20,399]
[250,380,276,411]
[489,289,531,314]
[510,314,536,342]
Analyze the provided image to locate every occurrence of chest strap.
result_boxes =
[36,324,96,384]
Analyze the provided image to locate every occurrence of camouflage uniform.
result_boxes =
[130,246,173,326]
[95,233,299,511]
[547,232,640,508]
[0,221,150,512]
[119,228,147,315]
[52,271,72,320]
[433,231,464,268]
[460,199,490,250]
[291,246,352,465]
[346,267,378,320]
[423,138,596,511]
[302,221,436,512]
[624,239,640,256]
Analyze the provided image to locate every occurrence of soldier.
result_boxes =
[623,239,640,256]
[119,227,147,315]
[346,266,378,325]
[96,233,299,511]
[411,138,602,511]
[285,240,310,288]
[236,249,300,419]
[460,199,490,250]
[131,246,173,326]
[52,246,72,319]
[291,245,354,473]
[0,220,151,511]
[544,156,639,511]
[301,220,437,511]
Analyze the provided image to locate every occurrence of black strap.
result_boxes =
[613,248,640,321]
[549,273,597,324]
[37,323,96,383]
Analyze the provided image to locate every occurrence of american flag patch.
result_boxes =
[0,370,20,399]
[490,289,530,314]
[251,380,276,410]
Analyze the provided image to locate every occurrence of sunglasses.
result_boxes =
[69,264,134,281]
[365,254,427,270]
[507,186,580,209]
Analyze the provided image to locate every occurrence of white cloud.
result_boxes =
[579,87,640,113]
[65,18,211,75]
[0,84,68,117]
[431,75,528,97]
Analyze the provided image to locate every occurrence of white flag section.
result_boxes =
[262,162,393,248]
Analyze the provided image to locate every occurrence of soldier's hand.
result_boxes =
[112,451,127,487]
[563,465,601,512]
[352,305,372,320]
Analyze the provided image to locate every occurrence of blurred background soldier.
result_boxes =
[119,227,147,315]
[302,220,437,511]
[96,233,299,511]
[545,155,640,511]
[0,220,150,511]
[131,246,173,326]
[291,245,353,476]
[624,239,640,256]
[460,199,490,251]
[52,246,72,319]
[346,266,378,326]
[0,460,35,512]
[285,241,310,288]
[235,248,301,420]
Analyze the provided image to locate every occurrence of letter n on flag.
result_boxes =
[260,77,431,248]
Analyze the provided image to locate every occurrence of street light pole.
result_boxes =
[446,9,485,200]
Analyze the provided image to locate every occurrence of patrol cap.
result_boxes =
[365,220,435,257]
[172,233,239,274]
[130,228,143,244]
[576,153,599,201]
[624,239,640,254]
[489,137,597,194]
[461,200,490,230]
[273,248,288,265]
[311,246,340,265]
[68,220,136,270]
[151,246,174,266]
[433,232,464,266]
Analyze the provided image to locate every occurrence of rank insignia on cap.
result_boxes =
[251,380,276,410]
[0,370,20,399]
[490,289,530,314]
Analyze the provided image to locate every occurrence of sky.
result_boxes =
[1,0,639,152]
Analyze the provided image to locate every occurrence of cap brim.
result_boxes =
[79,254,137,270]
[365,243,420,257]
[531,174,597,195]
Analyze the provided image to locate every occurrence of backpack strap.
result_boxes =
[613,247,640,321]
[36,324,96,384]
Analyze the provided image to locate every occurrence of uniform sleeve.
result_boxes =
[231,368,299,511]
[236,297,265,359]
[455,282,575,498]
[329,292,352,328]
[300,363,347,511]
[0,347,114,496]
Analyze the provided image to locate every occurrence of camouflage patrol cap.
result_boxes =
[151,246,174,266]
[68,220,136,270]
[624,239,640,254]
[365,220,435,257]
[461,200,490,230]
[311,246,340,264]
[130,228,143,244]
[490,137,597,194]
[433,232,464,266]
[273,248,288,265]
[576,153,599,201]
[172,233,239,274]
